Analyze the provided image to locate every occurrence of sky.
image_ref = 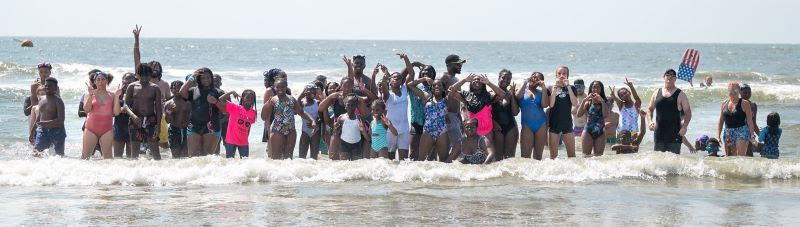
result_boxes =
[2,0,799,44]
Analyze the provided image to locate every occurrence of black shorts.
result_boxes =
[411,123,424,135]
[168,126,187,149]
[340,140,361,153]
[548,123,573,134]
[113,117,130,142]
[654,142,681,154]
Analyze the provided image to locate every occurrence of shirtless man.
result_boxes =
[29,62,60,144]
[132,25,171,148]
[441,54,465,161]
[33,77,65,156]
[125,64,163,160]
[165,80,190,158]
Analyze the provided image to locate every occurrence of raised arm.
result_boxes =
[211,91,238,113]
[515,80,527,101]
[634,110,647,145]
[539,82,550,108]
[133,25,142,70]
[379,71,390,101]
[318,92,341,112]
[509,82,519,116]
[179,79,194,99]
[342,55,354,80]
[407,77,431,100]
[625,78,642,110]
[608,86,622,111]
[399,53,413,81]
[481,75,506,100]
[576,95,592,117]
[448,74,475,105]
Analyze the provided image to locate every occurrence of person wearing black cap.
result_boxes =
[646,69,692,154]
[442,54,466,160]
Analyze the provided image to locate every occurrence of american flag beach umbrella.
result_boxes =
[677,48,700,82]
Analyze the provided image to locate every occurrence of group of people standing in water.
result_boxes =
[24,25,784,163]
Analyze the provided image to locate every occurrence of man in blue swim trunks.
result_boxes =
[33,77,66,156]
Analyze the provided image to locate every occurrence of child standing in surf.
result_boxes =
[33,77,65,157]
[211,89,257,158]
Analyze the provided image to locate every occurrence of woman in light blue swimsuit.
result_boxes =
[516,72,550,160]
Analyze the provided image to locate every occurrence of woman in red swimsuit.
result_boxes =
[82,71,122,159]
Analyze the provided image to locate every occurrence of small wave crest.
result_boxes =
[0,152,796,186]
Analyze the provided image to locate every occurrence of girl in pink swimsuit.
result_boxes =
[82,71,122,159]
[448,74,507,137]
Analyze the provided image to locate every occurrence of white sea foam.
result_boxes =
[0,152,796,186]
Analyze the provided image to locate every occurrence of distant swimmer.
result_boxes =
[15,39,34,47]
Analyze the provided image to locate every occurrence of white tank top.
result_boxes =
[386,85,410,134]
[340,117,362,144]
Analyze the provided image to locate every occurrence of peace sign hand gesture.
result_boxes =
[624,77,634,88]
[132,24,142,39]
[85,82,96,97]
[342,55,352,66]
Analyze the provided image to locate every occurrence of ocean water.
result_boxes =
[1,37,799,225]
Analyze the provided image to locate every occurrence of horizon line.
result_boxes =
[2,35,797,46]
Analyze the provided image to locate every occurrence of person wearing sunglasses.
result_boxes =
[646,69,692,154]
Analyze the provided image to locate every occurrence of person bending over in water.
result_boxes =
[165,80,189,158]
[211,89,257,158]
[32,77,65,157]
[757,112,781,159]
[81,71,121,159]
[576,81,610,157]
[457,118,497,164]
[125,64,163,160]
[611,110,647,154]
[263,79,316,159]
